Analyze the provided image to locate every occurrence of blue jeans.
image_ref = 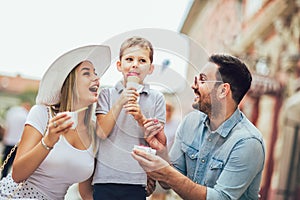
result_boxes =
[93,183,146,200]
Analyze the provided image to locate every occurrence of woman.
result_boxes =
[0,45,110,199]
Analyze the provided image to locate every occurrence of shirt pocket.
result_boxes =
[204,157,224,187]
[181,143,199,179]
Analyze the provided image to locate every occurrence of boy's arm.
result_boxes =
[123,102,147,126]
[122,91,147,126]
[96,88,137,139]
[96,102,123,140]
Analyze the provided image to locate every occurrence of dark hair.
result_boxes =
[209,54,252,104]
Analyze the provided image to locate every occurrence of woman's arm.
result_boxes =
[79,176,93,200]
[12,125,50,182]
[12,113,72,182]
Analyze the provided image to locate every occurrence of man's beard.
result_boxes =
[192,94,211,114]
[192,101,200,110]
[192,90,221,118]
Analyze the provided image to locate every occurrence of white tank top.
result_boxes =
[24,105,95,200]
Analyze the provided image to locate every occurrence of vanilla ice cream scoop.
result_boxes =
[126,76,140,89]
[126,76,143,102]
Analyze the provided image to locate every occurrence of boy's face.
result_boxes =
[117,46,154,84]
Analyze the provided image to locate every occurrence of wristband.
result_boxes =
[41,138,53,151]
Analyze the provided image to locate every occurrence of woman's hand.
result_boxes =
[143,119,166,151]
[44,112,73,147]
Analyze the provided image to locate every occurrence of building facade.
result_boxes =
[0,74,39,124]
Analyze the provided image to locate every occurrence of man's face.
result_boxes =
[191,63,222,116]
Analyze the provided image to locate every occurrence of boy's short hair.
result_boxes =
[119,36,154,63]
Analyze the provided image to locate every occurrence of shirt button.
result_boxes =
[208,138,212,142]
[201,159,205,163]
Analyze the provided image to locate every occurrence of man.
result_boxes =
[132,54,265,200]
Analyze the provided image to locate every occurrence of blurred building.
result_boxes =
[180,0,300,199]
[0,74,39,123]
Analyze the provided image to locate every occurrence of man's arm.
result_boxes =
[164,165,207,200]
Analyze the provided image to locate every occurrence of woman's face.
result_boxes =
[74,61,100,107]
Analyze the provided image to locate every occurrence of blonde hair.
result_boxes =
[51,63,98,154]
[119,36,154,63]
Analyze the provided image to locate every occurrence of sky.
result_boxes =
[0,0,193,84]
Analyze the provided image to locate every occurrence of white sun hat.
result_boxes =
[36,45,111,105]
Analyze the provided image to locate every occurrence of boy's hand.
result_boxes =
[122,88,147,125]
[119,88,139,106]
[123,100,146,126]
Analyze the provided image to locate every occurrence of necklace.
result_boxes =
[73,127,91,150]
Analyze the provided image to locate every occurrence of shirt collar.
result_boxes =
[115,80,150,94]
[204,109,243,138]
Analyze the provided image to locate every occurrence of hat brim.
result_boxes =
[36,45,111,105]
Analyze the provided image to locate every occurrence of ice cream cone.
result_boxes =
[127,76,140,89]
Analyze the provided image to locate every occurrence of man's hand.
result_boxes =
[131,148,170,181]
[132,149,207,200]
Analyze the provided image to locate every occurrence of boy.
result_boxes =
[93,37,166,200]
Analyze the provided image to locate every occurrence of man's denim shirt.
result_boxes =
[169,109,265,200]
